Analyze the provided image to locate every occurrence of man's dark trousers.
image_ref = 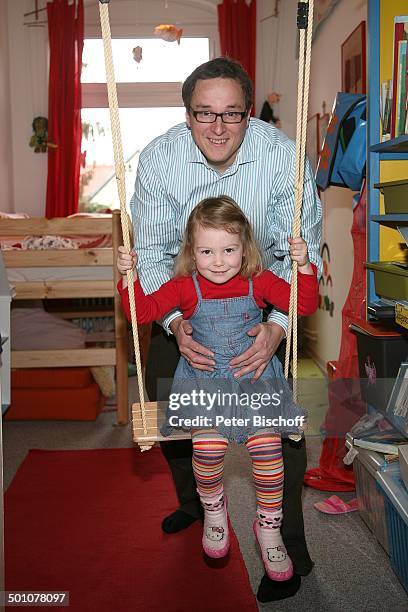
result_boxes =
[145,322,313,576]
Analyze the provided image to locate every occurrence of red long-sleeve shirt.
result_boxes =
[118,266,318,324]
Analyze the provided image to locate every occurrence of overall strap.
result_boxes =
[248,277,254,297]
[191,271,203,300]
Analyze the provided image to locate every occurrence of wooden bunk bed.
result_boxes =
[0,210,148,424]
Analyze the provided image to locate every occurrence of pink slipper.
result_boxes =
[253,520,294,581]
[201,493,230,559]
[314,495,359,514]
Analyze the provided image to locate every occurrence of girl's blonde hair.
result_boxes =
[174,196,263,279]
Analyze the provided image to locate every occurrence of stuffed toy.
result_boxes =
[29,116,49,153]
[259,92,282,128]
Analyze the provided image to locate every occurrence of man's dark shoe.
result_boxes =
[295,562,314,577]
[161,509,202,534]
[256,572,301,602]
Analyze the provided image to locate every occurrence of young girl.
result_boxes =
[117,196,318,582]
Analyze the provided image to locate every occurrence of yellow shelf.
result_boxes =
[395,302,408,330]
[378,1,408,263]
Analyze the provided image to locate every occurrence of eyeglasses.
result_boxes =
[190,110,248,124]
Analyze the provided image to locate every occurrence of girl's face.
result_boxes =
[192,225,243,284]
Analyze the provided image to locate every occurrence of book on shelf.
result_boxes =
[396,40,407,136]
[390,16,408,138]
[381,79,392,140]
[348,426,408,455]
[405,88,408,134]
[396,300,408,330]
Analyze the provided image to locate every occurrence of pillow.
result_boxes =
[21,235,80,250]
[0,211,30,219]
[90,366,116,398]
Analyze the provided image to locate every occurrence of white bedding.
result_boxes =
[11,307,86,350]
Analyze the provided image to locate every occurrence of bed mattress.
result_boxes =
[6,266,113,282]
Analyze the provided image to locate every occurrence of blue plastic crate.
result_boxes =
[376,464,408,594]
[353,448,389,553]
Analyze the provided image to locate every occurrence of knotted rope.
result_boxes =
[284,0,315,403]
[99,1,150,450]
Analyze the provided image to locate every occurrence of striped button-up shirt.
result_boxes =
[130,118,322,333]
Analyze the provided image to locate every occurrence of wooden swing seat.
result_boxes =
[132,401,191,450]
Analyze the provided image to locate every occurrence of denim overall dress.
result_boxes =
[161,273,305,443]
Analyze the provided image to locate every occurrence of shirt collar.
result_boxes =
[188,134,207,163]
[233,122,258,166]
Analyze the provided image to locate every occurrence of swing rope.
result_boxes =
[99,0,151,451]
[284,0,314,403]
[98,0,314,449]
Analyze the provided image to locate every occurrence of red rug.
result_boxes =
[5,448,257,612]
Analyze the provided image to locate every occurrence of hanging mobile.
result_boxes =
[132,46,143,63]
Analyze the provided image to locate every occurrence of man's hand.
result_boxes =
[229,321,285,381]
[170,317,215,372]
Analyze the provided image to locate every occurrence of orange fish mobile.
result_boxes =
[154,24,183,45]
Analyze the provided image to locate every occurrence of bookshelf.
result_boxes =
[370,134,408,154]
[367,0,408,323]
[366,1,408,448]
[372,215,408,225]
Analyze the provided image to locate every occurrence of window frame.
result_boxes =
[82,82,184,108]
[81,30,217,109]
[79,30,216,209]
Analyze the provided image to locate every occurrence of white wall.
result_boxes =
[0,1,13,213]
[256,0,298,135]
[85,0,218,39]
[6,0,218,217]
[256,0,367,367]
[7,0,49,216]
[307,0,367,369]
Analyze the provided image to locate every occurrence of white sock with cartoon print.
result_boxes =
[199,488,230,558]
[254,507,293,580]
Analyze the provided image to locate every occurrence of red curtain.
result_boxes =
[46,0,84,218]
[217,0,256,113]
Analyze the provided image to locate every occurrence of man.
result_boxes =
[130,57,322,601]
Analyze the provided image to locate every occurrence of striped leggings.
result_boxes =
[192,429,284,511]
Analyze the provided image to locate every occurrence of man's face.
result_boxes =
[186,77,250,174]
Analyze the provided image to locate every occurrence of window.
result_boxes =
[80,38,210,211]
[82,38,210,83]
